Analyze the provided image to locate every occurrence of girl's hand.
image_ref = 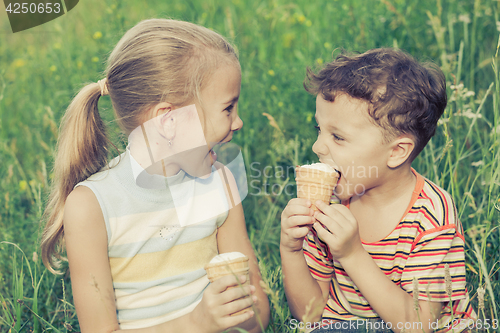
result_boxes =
[312,200,364,261]
[280,198,315,253]
[190,274,257,333]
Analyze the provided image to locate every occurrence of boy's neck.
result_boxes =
[353,165,417,208]
[350,165,417,243]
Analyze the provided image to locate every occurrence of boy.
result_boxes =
[280,48,476,333]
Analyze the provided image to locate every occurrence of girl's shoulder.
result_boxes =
[64,185,105,230]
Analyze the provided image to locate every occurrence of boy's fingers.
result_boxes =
[290,198,312,207]
[293,225,312,239]
[331,204,356,223]
[287,205,313,218]
[314,210,339,233]
[315,201,344,221]
[287,215,315,228]
[283,200,313,217]
[313,222,333,243]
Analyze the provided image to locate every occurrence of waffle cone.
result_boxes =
[295,166,339,211]
[205,256,251,316]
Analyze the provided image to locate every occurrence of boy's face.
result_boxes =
[312,93,393,201]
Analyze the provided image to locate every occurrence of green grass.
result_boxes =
[0,0,499,331]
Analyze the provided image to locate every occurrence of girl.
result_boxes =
[40,19,269,333]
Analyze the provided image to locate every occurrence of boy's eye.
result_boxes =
[332,133,343,141]
[225,105,234,113]
[314,125,320,133]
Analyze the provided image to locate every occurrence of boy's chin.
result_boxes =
[333,189,355,202]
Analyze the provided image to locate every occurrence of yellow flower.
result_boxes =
[12,59,25,68]
[297,15,306,23]
[77,61,83,69]
[91,56,99,63]
[268,69,275,76]
[324,42,332,49]
[93,31,103,40]
[282,33,295,48]
[54,42,62,49]
[278,102,284,107]
[306,112,313,122]
[270,85,278,92]
[29,180,36,188]
[19,180,27,191]
[49,65,57,72]
[305,20,312,27]
[316,58,324,65]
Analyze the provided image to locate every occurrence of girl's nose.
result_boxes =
[232,115,243,131]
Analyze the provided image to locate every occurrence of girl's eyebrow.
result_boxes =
[223,96,239,105]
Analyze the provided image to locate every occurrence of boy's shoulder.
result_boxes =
[412,170,460,231]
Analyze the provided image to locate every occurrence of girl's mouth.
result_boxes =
[210,148,217,163]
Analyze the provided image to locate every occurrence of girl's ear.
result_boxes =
[149,102,176,140]
[161,110,176,141]
[387,136,415,168]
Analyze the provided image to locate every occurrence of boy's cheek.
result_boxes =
[334,178,363,200]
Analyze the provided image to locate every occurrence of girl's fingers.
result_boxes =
[211,275,247,294]
[220,284,253,304]
[220,307,255,328]
[221,293,256,316]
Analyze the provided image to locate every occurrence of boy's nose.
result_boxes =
[312,138,323,156]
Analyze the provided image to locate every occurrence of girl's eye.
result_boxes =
[225,105,234,113]
[314,125,320,133]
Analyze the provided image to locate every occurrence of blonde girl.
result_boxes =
[40,19,269,333]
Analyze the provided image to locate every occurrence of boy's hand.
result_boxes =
[280,198,316,253]
[313,200,364,261]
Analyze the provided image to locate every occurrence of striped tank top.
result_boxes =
[75,148,228,328]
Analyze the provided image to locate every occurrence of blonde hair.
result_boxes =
[41,19,239,273]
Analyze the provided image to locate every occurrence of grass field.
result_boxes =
[0,0,499,332]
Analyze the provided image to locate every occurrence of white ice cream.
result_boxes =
[209,252,247,264]
[301,162,338,173]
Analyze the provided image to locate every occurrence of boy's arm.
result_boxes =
[280,198,331,322]
[339,249,443,333]
[312,201,445,333]
[281,247,330,322]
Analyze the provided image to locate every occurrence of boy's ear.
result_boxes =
[387,136,415,168]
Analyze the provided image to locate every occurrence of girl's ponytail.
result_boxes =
[41,82,117,274]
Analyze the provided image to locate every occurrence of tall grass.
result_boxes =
[0,0,499,331]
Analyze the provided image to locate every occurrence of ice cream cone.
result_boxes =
[205,253,251,316]
[295,164,339,211]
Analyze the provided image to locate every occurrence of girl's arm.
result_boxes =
[64,186,253,333]
[215,165,271,333]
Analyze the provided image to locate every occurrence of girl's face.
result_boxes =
[194,63,243,174]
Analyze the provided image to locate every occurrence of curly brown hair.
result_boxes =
[304,48,447,161]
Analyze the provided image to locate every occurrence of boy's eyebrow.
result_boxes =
[315,115,345,134]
